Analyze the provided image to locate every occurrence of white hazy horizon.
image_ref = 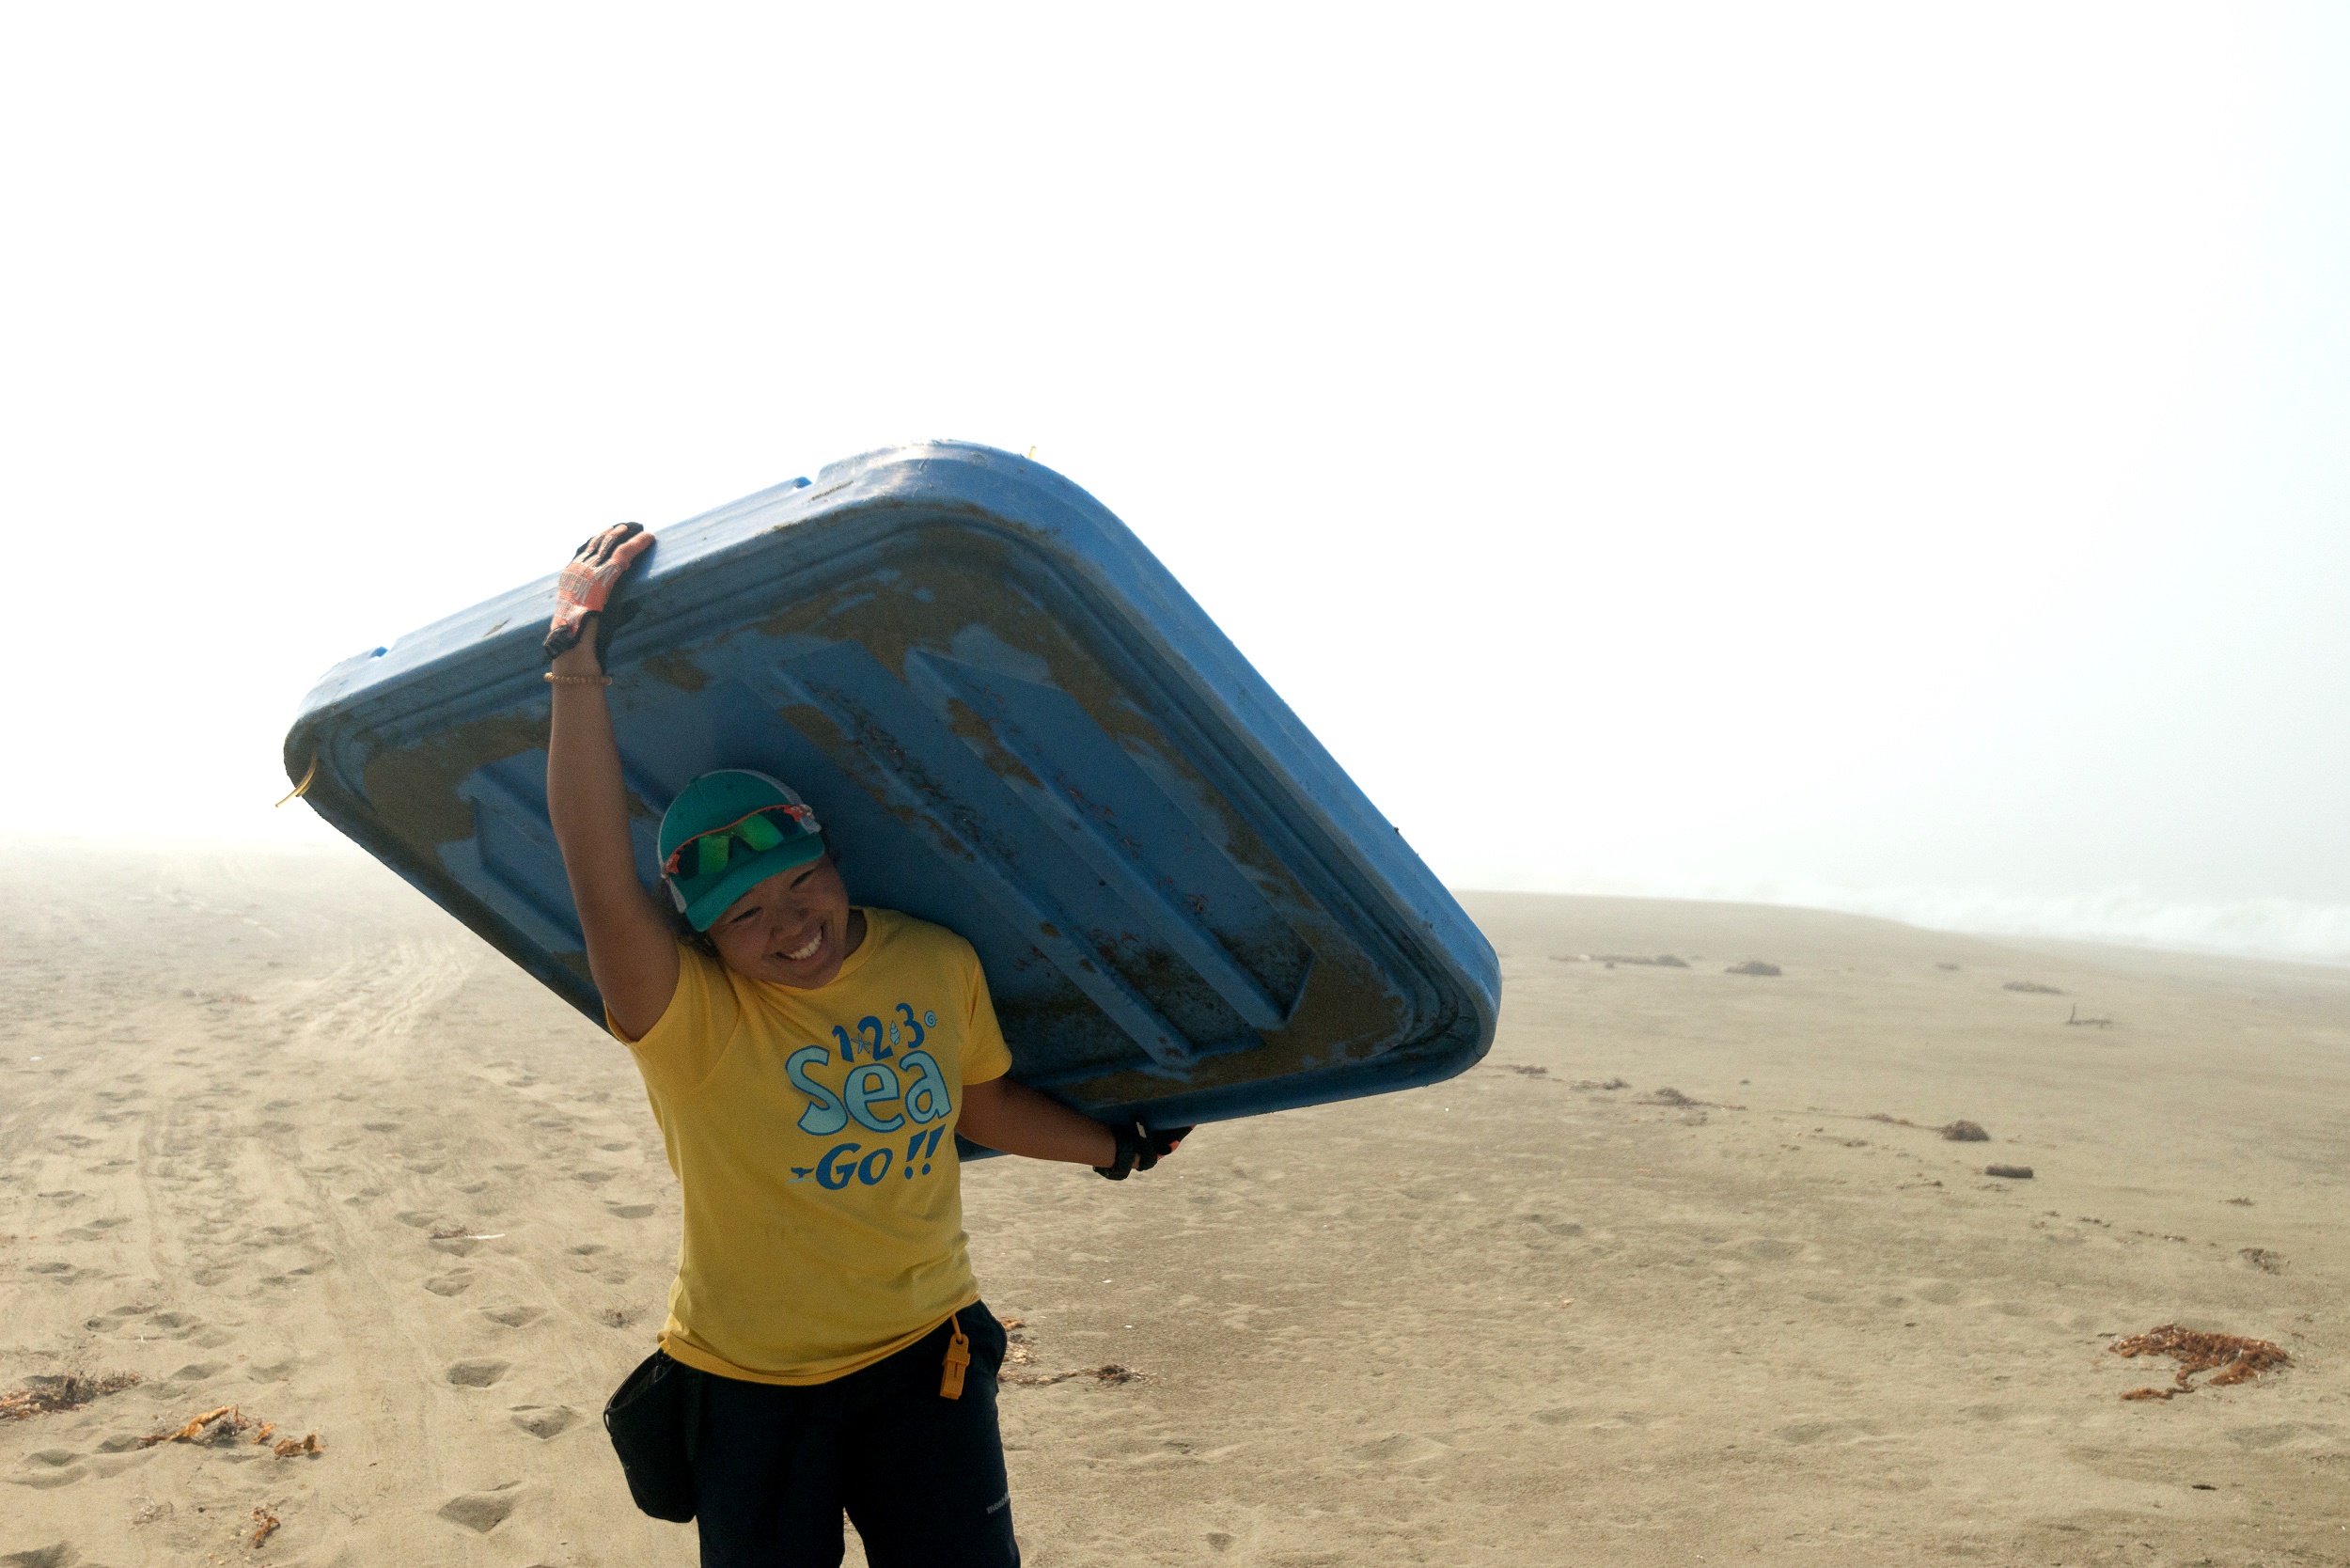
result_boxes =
[24,829,2350,973]
[1462,866,2350,970]
[4,5,2346,971]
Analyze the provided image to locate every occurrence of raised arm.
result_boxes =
[543,525,678,1041]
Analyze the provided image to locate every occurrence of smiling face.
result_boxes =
[705,852,864,989]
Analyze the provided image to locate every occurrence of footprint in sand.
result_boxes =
[1515,1212,1583,1237]
[424,1272,475,1297]
[63,1217,130,1240]
[2228,1423,2304,1450]
[1776,1418,1883,1446]
[1349,1433,1452,1467]
[437,1485,525,1532]
[509,1405,579,1439]
[479,1306,545,1329]
[11,1450,86,1491]
[445,1359,509,1388]
[572,1170,617,1185]
[3,1543,80,1564]
[607,1203,655,1220]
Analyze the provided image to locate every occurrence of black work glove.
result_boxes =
[1093,1118,1190,1181]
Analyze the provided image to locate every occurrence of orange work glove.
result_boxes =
[543,523,656,662]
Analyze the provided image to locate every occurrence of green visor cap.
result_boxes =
[657,770,828,931]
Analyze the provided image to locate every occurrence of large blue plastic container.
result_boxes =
[283,442,1496,1130]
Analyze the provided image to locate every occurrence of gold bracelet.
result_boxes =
[543,671,614,686]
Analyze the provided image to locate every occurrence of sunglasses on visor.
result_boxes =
[662,803,818,880]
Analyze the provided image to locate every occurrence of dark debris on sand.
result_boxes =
[1004,1363,1148,1388]
[995,1318,1147,1388]
[0,1371,141,1419]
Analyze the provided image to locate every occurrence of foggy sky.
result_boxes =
[4,4,2345,960]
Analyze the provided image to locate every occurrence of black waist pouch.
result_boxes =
[603,1349,701,1523]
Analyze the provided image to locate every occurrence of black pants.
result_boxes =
[690,1301,1019,1568]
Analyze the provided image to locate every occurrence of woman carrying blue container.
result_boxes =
[540,524,1184,1567]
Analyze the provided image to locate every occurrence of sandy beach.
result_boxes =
[3,846,2343,1566]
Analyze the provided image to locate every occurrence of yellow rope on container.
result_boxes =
[274,755,318,808]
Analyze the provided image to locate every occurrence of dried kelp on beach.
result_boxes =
[2114,1325,2289,1400]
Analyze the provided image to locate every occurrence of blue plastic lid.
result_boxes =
[284,442,1497,1129]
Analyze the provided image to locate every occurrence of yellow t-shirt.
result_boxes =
[610,907,1012,1385]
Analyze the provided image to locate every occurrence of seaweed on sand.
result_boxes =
[2114,1325,2289,1400]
